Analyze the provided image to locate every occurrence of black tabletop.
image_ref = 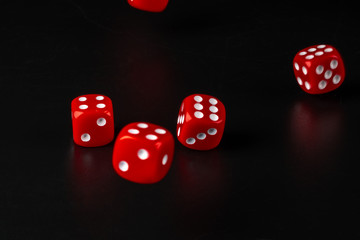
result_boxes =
[2,1,360,239]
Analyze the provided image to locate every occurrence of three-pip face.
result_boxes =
[112,122,174,184]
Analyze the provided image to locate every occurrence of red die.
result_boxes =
[293,44,345,94]
[71,94,114,147]
[177,94,226,150]
[127,0,169,12]
[112,122,174,184]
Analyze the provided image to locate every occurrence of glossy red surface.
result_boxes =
[71,94,114,147]
[176,94,226,150]
[127,0,169,12]
[293,44,345,94]
[112,122,174,184]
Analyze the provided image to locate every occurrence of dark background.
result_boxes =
[2,1,360,239]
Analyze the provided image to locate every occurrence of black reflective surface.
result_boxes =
[2,1,360,239]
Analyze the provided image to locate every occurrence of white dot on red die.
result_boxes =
[162,154,168,165]
[128,129,139,134]
[81,133,90,142]
[316,65,324,75]
[194,103,203,110]
[315,51,323,56]
[137,149,149,160]
[209,114,219,121]
[317,44,326,49]
[330,60,338,69]
[177,127,181,136]
[177,115,182,125]
[308,48,316,52]
[96,103,105,108]
[197,133,206,140]
[297,77,303,85]
[194,111,204,119]
[324,70,332,79]
[119,161,129,172]
[305,55,314,60]
[186,138,195,145]
[302,66,308,75]
[137,123,148,128]
[96,95,104,100]
[79,104,88,110]
[96,118,106,126]
[178,115,183,124]
[194,95,203,102]
[294,62,299,71]
[305,82,311,90]
[209,106,218,113]
[299,51,307,56]
[209,98,218,105]
[146,134,158,140]
[318,80,327,90]
[79,97,87,102]
[324,48,333,52]
[155,129,166,134]
[333,75,341,84]
[207,128,217,135]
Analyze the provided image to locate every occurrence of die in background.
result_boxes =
[127,0,169,12]
[177,94,226,150]
[71,94,114,147]
[293,44,345,94]
[112,122,174,184]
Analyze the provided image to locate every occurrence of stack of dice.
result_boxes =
[71,43,345,184]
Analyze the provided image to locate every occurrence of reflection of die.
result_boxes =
[293,44,345,94]
[71,94,114,147]
[176,94,226,150]
[112,122,174,184]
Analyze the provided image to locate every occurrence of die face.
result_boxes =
[71,94,114,147]
[177,94,225,150]
[293,44,345,94]
[112,122,174,184]
[127,0,169,12]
